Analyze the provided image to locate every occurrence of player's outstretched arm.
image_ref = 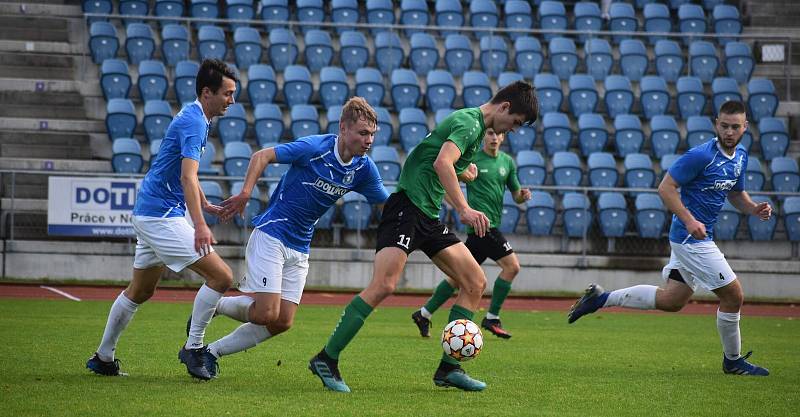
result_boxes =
[434,141,489,236]
[658,173,706,240]
[728,190,772,220]
[512,188,532,204]
[220,147,276,221]
[457,163,478,183]
[181,158,215,255]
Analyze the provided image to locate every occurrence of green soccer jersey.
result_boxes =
[466,150,521,234]
[397,108,486,219]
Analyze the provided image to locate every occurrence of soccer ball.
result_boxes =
[441,319,483,362]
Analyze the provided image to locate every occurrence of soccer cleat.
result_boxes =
[308,351,351,393]
[723,351,769,376]
[411,310,431,338]
[481,317,512,339]
[567,283,608,324]
[203,349,220,379]
[178,346,212,381]
[433,367,487,391]
[86,353,127,376]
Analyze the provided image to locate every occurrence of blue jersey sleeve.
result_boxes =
[732,152,747,192]
[355,160,390,204]
[180,121,206,161]
[274,136,318,165]
[668,147,710,185]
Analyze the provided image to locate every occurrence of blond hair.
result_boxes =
[340,96,377,129]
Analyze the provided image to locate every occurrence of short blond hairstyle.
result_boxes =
[340,96,377,129]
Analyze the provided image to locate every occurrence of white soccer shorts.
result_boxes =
[661,241,737,292]
[237,229,309,305]
[132,215,211,272]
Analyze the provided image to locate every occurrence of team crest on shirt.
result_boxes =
[499,167,507,176]
[733,155,743,178]
[200,146,205,156]
[343,170,355,185]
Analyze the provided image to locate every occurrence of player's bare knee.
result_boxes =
[250,307,279,326]
[503,263,521,279]
[268,319,293,335]
[661,301,685,312]
[125,286,154,304]
[375,280,397,299]
[461,273,486,295]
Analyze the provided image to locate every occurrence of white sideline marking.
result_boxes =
[40,286,81,302]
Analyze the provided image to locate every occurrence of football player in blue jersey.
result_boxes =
[196,97,389,376]
[568,101,772,376]
[87,59,237,380]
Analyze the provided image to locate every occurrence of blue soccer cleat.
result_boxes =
[567,283,609,324]
[178,346,212,381]
[309,351,351,393]
[723,351,769,376]
[86,353,127,376]
[433,367,487,391]
[203,349,220,379]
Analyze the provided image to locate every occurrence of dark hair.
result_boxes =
[490,80,539,126]
[718,100,746,116]
[195,59,238,97]
[341,96,378,128]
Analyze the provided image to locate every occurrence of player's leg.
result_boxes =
[413,276,457,337]
[713,278,768,375]
[206,292,280,361]
[481,230,518,338]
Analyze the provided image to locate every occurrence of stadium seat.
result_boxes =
[505,0,534,41]
[568,74,599,118]
[374,31,404,76]
[573,2,602,44]
[539,1,568,42]
[366,0,394,34]
[644,3,671,44]
[588,152,618,189]
[374,107,393,147]
[783,197,800,241]
[526,191,556,235]
[124,23,154,65]
[339,31,369,74]
[426,70,457,111]
[197,25,226,62]
[303,30,333,73]
[399,108,429,151]
[470,0,500,39]
[190,0,218,28]
[723,42,755,87]
[143,100,172,142]
[444,34,473,77]
[598,192,629,237]
[119,0,148,26]
[371,145,401,182]
[319,66,349,108]
[326,105,342,134]
[391,69,421,111]
[669,0,692,11]
[508,125,536,154]
[268,28,298,72]
[480,35,509,78]
[624,153,656,193]
[89,21,118,64]
[711,77,743,116]
[400,0,429,37]
[228,64,243,102]
[543,113,573,156]
[111,138,143,173]
[604,75,634,118]
[747,195,776,240]
[160,24,189,67]
[200,181,223,225]
[247,64,277,106]
[553,151,583,189]
[740,130,754,153]
[614,114,644,157]
[105,98,136,141]
[534,73,563,114]
[676,76,706,119]
[435,0,465,37]
[654,40,684,83]
[151,138,166,157]
[261,0,289,31]
[747,78,778,123]
[316,205,337,230]
[409,33,439,76]
[609,3,637,44]
[510,38,543,82]
[634,193,666,238]
[435,108,455,125]
[137,60,167,102]
[498,72,523,89]
[713,4,742,45]
[618,40,649,82]
[562,193,593,238]
[715,199,740,240]
[83,0,112,24]
[355,67,385,107]
[660,153,680,180]
[230,181,261,227]
[516,150,547,186]
[283,65,313,107]
[759,117,789,160]
[689,41,719,83]
[650,115,680,159]
[174,60,199,104]
[702,0,726,10]
[744,156,765,192]
[499,192,521,233]
[223,141,252,177]
[578,113,608,156]
[155,0,184,27]
[232,27,262,70]
[640,76,670,120]
[296,0,323,33]
[584,39,613,81]
[217,103,247,145]
[686,116,715,148]
[770,157,800,194]
[198,140,218,175]
[226,0,254,30]
[342,192,372,230]
[290,105,319,138]
[549,37,578,81]
[330,0,357,34]
[679,4,707,46]
[100,59,131,101]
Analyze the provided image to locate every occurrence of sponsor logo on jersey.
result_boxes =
[310,177,349,197]
[702,179,738,191]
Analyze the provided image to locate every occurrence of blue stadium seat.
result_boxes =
[702,0,725,10]
[391,69,421,110]
[223,141,252,177]
[573,2,602,44]
[480,36,509,78]
[198,140,218,175]
[506,1,534,41]
[111,138,143,173]
[339,31,369,74]
[426,70,457,111]
[290,105,319,138]
[174,60,199,104]
[578,113,608,156]
[562,192,593,237]
[604,75,634,118]
[283,65,313,107]
[715,199,740,240]
[543,113,573,156]
[553,151,582,189]
[470,0,500,39]
[160,24,189,67]
[655,40,684,83]
[598,192,629,237]
[588,152,618,189]
[609,3,638,44]
[143,100,172,142]
[366,0,394,34]
[747,195,776,240]
[516,150,546,186]
[125,23,154,65]
[119,0,148,26]
[233,27,262,70]
[770,157,800,194]
[759,117,789,160]
[304,30,333,73]
[355,67,385,107]
[409,33,439,76]
[331,0,358,34]
[217,103,247,145]
[228,64,243,102]
[783,197,800,241]
[435,0,465,37]
[744,156,765,192]
[89,21,118,64]
[296,0,323,33]
[400,0,429,37]
[585,39,613,81]
[686,116,715,148]
[498,72,524,89]
[374,107,393,146]
[747,78,778,123]
[526,191,556,235]
[634,193,666,238]
[618,40,649,82]
[676,76,706,119]
[261,0,289,31]
[100,59,131,100]
[326,105,342,134]
[644,3,671,44]
[549,37,578,81]
[247,64,277,105]
[650,115,680,159]
[624,153,656,192]
[507,125,536,154]
[725,42,755,85]
[319,66,348,108]
[740,129,754,152]
[435,108,455,125]
[514,36,543,80]
[137,60,167,102]
[83,0,112,24]
[614,114,644,157]
[197,25,226,62]
[342,192,372,230]
[713,4,742,45]
[150,138,162,160]
[268,28,298,72]
[568,74,599,118]
[689,41,719,83]
[534,73,563,114]
[444,34,473,77]
[375,31,404,76]
[316,205,337,230]
[231,181,261,227]
[660,153,680,180]
[712,77,743,116]
[669,0,691,10]
[155,0,184,27]
[499,192,521,233]
[539,1,567,42]
[190,0,218,28]
[679,4,707,46]
[640,76,670,119]
[200,181,223,225]
[371,145,401,182]
[227,0,254,30]
[105,98,136,140]
[399,108,429,151]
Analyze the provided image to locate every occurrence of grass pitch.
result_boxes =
[0,299,797,417]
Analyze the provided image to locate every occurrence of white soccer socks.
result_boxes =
[215,295,255,323]
[97,292,139,362]
[208,323,271,358]
[185,284,224,349]
[603,285,658,309]
[717,310,742,360]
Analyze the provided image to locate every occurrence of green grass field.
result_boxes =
[1,299,797,417]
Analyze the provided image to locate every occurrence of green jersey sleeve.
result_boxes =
[506,155,521,193]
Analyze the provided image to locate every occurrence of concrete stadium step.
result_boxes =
[0,116,104,133]
[0,51,76,80]
[0,15,69,42]
[0,90,86,119]
[0,130,93,159]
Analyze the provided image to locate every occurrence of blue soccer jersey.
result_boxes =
[253,134,389,253]
[134,101,210,218]
[667,138,747,244]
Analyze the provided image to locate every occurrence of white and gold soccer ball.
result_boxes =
[441,319,483,362]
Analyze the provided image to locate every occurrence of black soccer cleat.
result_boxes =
[481,317,512,339]
[178,346,212,381]
[86,353,126,376]
[411,310,431,338]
